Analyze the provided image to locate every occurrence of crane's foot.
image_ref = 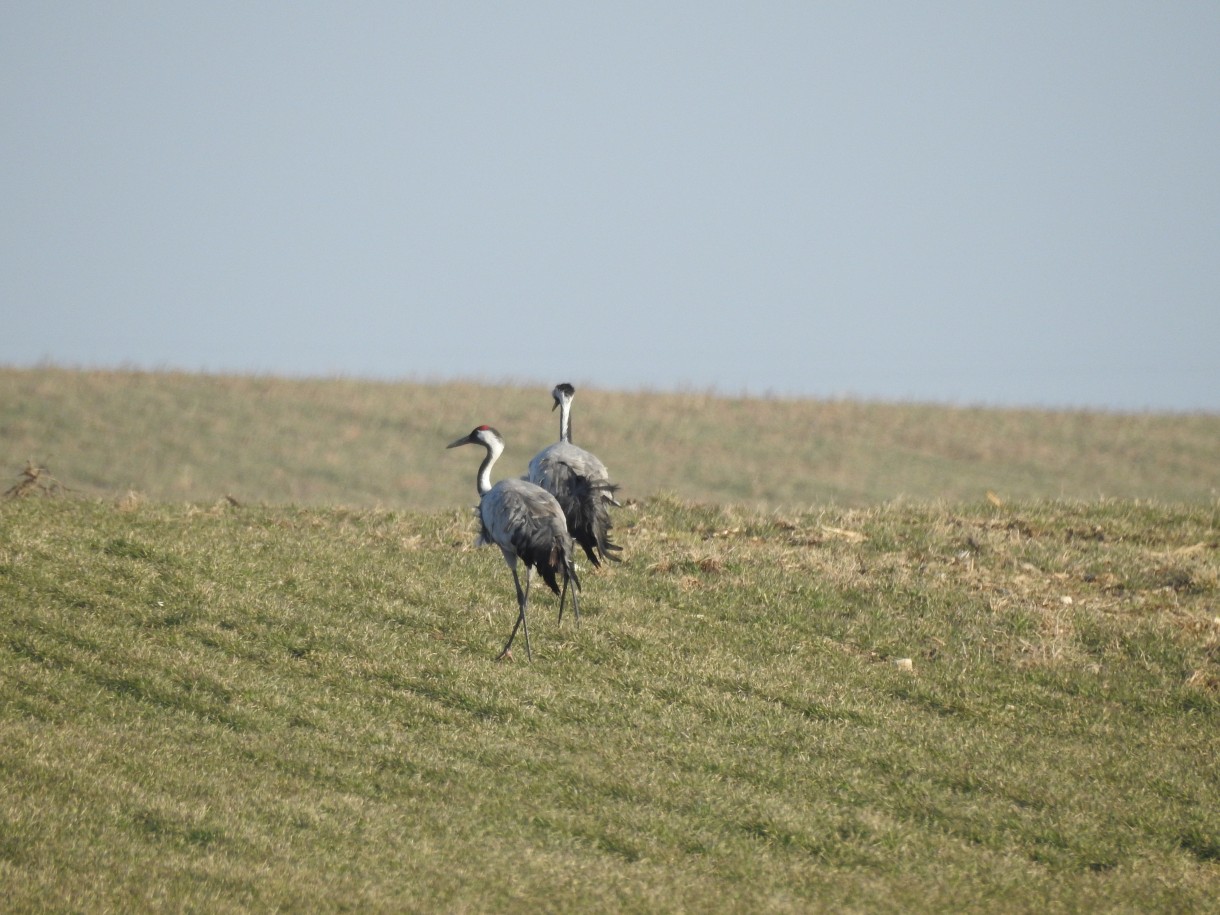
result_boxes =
[497,610,532,661]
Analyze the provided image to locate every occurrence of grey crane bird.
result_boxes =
[527,383,622,567]
[448,424,580,661]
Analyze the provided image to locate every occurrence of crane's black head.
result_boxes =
[551,382,575,410]
[446,424,501,449]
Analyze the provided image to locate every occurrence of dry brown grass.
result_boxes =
[1,365,1216,509]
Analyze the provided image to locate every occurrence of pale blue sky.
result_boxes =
[3,2,1218,411]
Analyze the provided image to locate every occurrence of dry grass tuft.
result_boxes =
[3,461,69,499]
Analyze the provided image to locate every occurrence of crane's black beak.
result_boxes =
[551,398,561,412]
[446,433,473,449]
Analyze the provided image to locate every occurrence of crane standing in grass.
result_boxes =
[527,383,622,567]
[447,424,580,661]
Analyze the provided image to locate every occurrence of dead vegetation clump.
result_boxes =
[4,461,71,499]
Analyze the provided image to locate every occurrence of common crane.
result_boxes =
[527,383,622,567]
[448,424,581,661]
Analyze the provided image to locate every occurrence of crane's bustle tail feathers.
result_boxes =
[564,476,622,566]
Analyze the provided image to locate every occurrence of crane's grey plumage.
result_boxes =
[527,383,622,567]
[448,424,580,660]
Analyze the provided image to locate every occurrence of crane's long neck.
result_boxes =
[476,438,503,496]
[557,394,573,443]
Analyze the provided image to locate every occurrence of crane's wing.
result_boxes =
[480,479,578,594]
[527,443,622,565]
[529,441,608,484]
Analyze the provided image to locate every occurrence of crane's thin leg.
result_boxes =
[497,567,532,661]
[520,568,533,658]
[569,567,580,625]
[558,568,580,626]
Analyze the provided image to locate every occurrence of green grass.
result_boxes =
[3,366,1217,508]
[2,493,1217,911]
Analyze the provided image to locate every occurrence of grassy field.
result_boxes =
[2,365,1217,508]
[1,367,1218,910]
[1,494,1217,911]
